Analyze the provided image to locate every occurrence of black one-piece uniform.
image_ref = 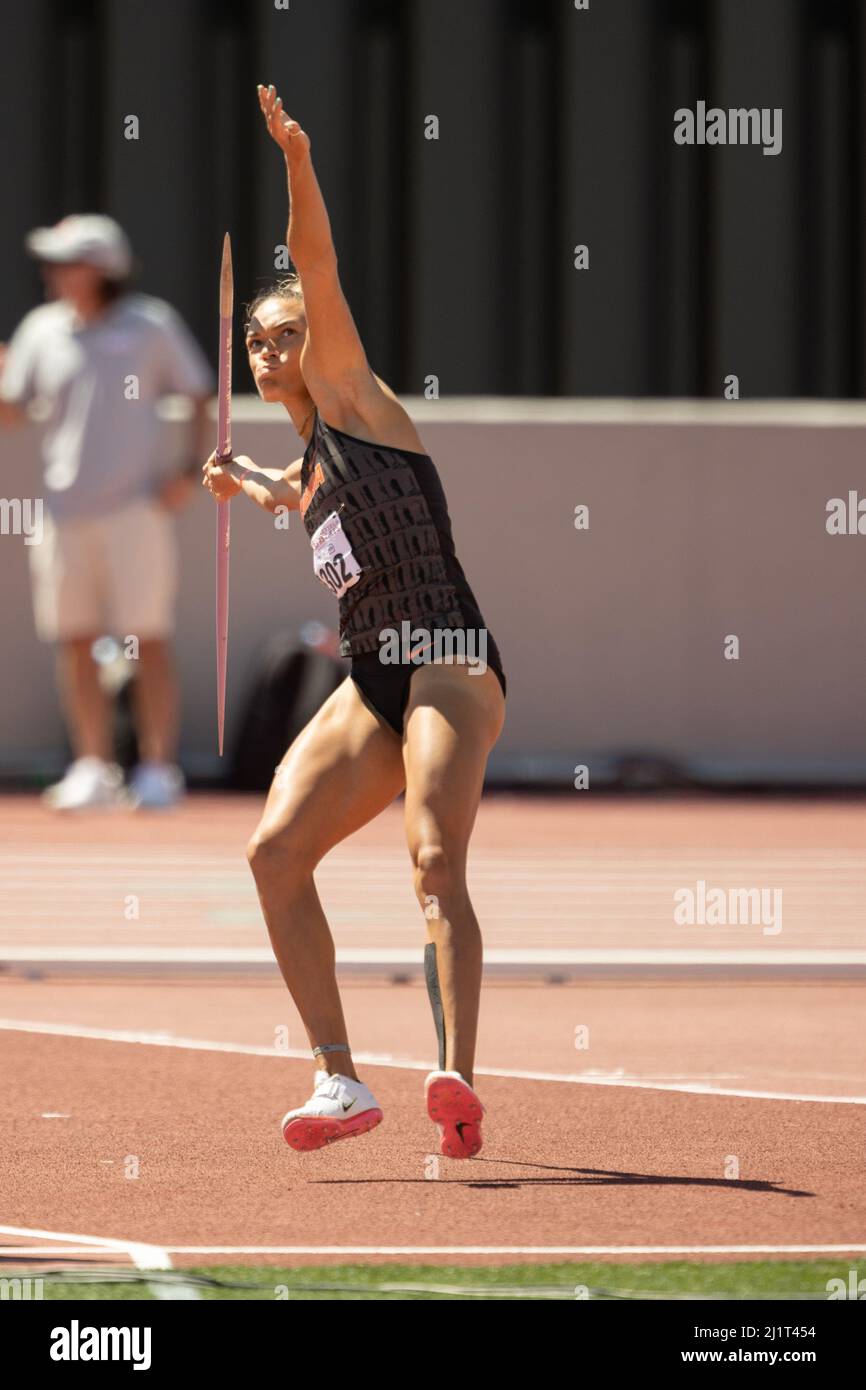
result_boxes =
[298,410,506,735]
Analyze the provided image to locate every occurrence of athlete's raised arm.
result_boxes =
[256,83,424,452]
[257,86,371,400]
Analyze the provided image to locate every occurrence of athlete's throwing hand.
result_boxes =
[202,451,244,502]
[257,84,311,168]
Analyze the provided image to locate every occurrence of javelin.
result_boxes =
[215,231,233,756]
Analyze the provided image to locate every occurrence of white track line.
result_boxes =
[0,1247,137,1256]
[1,1018,864,1104]
[0,1222,169,1269]
[3,946,866,966]
[0,1224,199,1300]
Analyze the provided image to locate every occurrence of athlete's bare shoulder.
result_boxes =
[321,374,428,455]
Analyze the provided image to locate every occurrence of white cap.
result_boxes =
[25,214,133,280]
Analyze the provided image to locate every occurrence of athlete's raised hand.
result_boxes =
[257,84,311,167]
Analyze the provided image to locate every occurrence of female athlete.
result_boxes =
[203,85,506,1160]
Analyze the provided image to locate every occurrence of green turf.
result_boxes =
[6,1260,858,1301]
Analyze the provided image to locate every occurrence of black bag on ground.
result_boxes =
[227,630,344,790]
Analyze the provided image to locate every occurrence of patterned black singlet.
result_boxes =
[298,410,506,734]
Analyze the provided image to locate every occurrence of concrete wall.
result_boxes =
[1,399,865,785]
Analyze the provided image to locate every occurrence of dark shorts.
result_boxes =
[350,647,507,737]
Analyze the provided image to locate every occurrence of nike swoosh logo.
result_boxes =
[408,640,434,660]
[455,1121,470,1141]
[341,1100,356,1112]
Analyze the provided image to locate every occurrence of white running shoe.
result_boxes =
[281,1070,383,1152]
[42,757,125,811]
[127,761,185,809]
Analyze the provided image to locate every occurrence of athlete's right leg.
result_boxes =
[246,674,405,1082]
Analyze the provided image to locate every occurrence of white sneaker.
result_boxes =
[42,757,125,811]
[127,761,185,809]
[281,1070,383,1152]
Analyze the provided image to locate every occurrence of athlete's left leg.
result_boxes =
[402,662,505,1086]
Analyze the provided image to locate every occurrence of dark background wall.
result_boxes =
[0,0,862,398]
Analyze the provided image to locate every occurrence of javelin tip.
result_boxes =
[219,232,233,316]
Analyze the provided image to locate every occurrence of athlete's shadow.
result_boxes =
[314,1160,813,1197]
[453,1159,813,1196]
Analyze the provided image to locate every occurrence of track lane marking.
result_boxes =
[0,1222,169,1268]
[0,1224,200,1299]
[1,1018,864,1104]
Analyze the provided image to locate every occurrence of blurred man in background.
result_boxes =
[0,215,213,809]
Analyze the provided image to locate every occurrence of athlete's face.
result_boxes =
[245,295,306,401]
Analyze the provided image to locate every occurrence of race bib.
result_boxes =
[310,510,362,598]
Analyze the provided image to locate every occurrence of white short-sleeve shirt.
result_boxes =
[0,293,214,520]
